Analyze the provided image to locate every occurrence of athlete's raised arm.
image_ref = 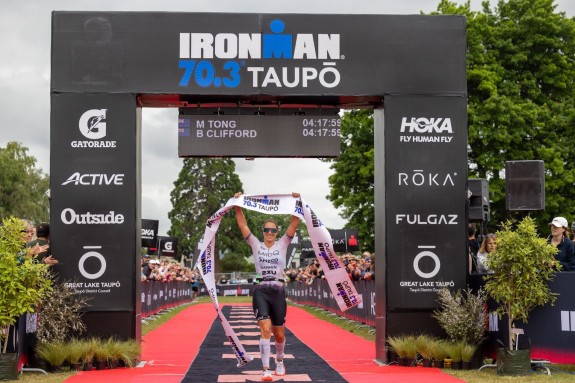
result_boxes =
[286,192,300,238]
[234,192,251,238]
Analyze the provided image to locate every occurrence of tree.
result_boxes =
[219,252,256,273]
[327,1,575,241]
[324,110,374,251]
[168,158,246,269]
[0,142,50,223]
[484,217,559,349]
[435,0,575,230]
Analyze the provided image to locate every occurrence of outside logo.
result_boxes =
[60,208,125,224]
[79,109,107,139]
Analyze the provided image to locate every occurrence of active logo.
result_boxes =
[72,109,117,148]
[399,117,454,144]
[178,19,342,89]
[61,172,124,186]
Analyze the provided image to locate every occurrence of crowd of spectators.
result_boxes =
[285,251,375,285]
[140,250,375,288]
[141,256,201,284]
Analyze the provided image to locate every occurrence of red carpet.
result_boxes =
[63,303,465,383]
[285,305,464,383]
[64,303,216,383]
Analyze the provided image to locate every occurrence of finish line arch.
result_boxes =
[50,12,467,363]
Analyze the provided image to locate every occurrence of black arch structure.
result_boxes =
[50,12,467,363]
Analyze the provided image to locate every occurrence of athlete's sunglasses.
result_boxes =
[263,228,278,234]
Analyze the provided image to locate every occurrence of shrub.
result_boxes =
[387,336,409,358]
[35,341,67,368]
[484,217,559,349]
[403,336,418,359]
[36,278,88,344]
[447,342,462,362]
[118,339,141,367]
[0,217,52,353]
[414,334,435,359]
[429,339,450,363]
[432,286,486,346]
[461,342,477,362]
[65,339,85,365]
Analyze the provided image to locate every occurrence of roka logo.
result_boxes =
[79,109,107,139]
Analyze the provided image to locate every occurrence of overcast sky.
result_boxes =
[1,0,573,236]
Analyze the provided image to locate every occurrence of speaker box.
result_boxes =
[505,160,545,211]
[468,179,490,222]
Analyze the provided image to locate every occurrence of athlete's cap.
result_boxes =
[550,217,568,228]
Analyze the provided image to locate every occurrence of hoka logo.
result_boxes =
[400,117,453,134]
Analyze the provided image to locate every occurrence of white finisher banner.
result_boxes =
[195,194,361,366]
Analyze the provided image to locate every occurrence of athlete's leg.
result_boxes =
[270,288,287,375]
[253,287,273,372]
[271,325,285,347]
[258,319,273,370]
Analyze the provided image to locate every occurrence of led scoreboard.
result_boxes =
[178,108,341,158]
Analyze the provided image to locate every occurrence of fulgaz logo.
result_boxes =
[178,19,342,89]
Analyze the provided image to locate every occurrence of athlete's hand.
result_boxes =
[292,192,300,198]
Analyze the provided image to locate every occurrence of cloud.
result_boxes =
[1,0,573,236]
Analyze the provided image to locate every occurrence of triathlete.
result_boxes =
[233,191,300,382]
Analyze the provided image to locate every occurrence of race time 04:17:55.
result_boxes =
[301,117,341,137]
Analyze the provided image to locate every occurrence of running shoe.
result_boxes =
[262,369,273,382]
[275,359,286,376]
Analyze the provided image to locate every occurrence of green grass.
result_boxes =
[444,365,575,383]
[8,297,575,383]
[287,300,376,341]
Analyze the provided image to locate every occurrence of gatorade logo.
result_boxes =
[72,109,117,148]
